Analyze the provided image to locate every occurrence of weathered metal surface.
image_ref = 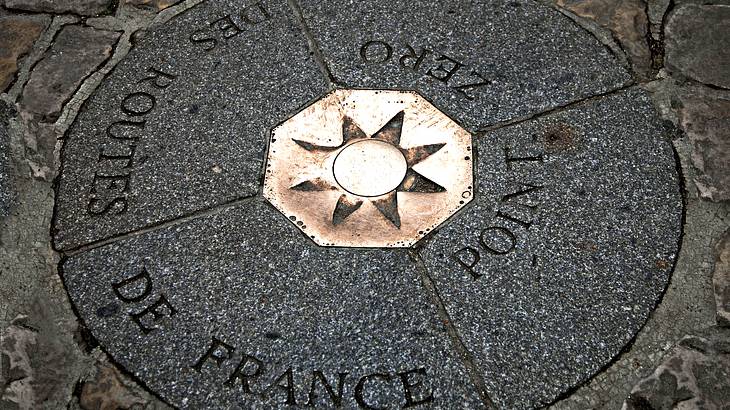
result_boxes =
[263,89,474,247]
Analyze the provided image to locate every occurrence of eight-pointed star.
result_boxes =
[290,111,446,228]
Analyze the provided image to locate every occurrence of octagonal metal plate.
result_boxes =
[263,89,473,248]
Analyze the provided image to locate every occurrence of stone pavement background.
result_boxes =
[0,0,727,408]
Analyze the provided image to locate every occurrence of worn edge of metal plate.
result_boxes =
[263,88,474,248]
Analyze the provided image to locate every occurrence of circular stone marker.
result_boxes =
[55,1,683,409]
[333,140,408,197]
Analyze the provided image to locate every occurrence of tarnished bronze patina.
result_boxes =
[263,89,473,247]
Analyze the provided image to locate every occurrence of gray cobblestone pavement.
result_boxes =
[0,0,728,408]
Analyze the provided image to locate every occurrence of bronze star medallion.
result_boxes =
[263,89,474,247]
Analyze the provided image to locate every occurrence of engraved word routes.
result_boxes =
[87,67,177,216]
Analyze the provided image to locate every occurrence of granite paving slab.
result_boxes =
[54,1,686,408]
[0,102,12,217]
[53,0,328,250]
[296,0,631,131]
[715,229,730,327]
[62,200,483,409]
[419,88,683,408]
[2,0,114,16]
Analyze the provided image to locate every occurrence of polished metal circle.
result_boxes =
[333,139,408,197]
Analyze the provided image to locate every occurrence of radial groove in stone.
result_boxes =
[53,0,328,250]
[296,0,631,131]
[62,201,483,409]
[419,88,683,408]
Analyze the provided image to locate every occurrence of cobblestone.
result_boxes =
[665,4,730,89]
[0,14,49,92]
[20,25,120,122]
[1,0,114,16]
[623,327,730,409]
[555,0,654,80]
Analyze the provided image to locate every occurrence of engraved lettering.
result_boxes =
[453,247,481,279]
[357,40,492,100]
[193,336,235,372]
[106,120,145,141]
[306,371,347,407]
[87,197,126,216]
[427,54,463,83]
[502,182,542,202]
[190,29,217,50]
[99,143,136,168]
[501,182,542,221]
[90,173,130,195]
[189,340,435,408]
[112,265,152,303]
[355,373,391,410]
[480,226,517,255]
[266,367,296,405]
[88,66,176,217]
[130,294,176,334]
[225,354,263,393]
[495,210,532,229]
[240,1,271,25]
[190,2,272,51]
[87,174,130,215]
[504,147,544,167]
[212,15,244,39]
[360,40,392,63]
[121,92,156,116]
[398,368,433,408]
[454,145,545,280]
[138,67,177,89]
[399,44,431,71]
[454,70,491,100]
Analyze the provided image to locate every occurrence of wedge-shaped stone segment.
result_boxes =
[53,0,328,250]
[419,88,683,408]
[62,201,483,409]
[264,89,473,248]
[0,108,11,217]
[297,0,631,131]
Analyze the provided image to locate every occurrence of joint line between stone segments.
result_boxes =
[63,195,258,256]
[409,250,498,410]
[55,0,206,132]
[476,82,637,137]
[286,0,339,89]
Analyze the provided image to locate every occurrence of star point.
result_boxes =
[290,111,447,228]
